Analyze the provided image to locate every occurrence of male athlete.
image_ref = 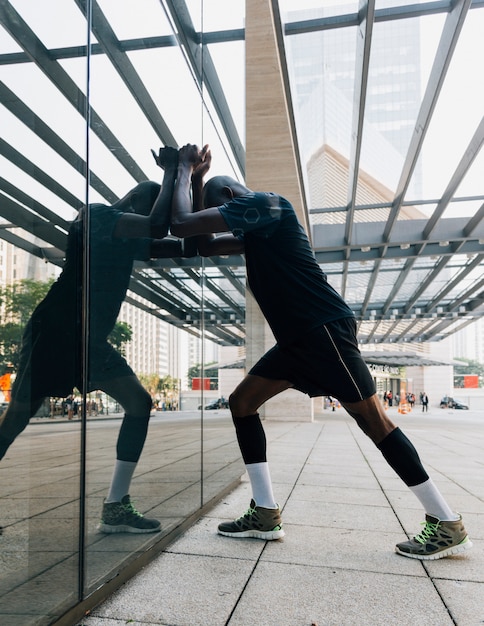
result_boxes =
[0,147,194,534]
[168,143,472,560]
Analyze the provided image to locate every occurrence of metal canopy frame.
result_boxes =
[0,0,483,346]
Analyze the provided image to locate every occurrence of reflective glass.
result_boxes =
[0,1,82,622]
[84,0,204,595]
[0,0,246,620]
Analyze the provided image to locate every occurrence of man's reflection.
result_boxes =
[0,147,192,533]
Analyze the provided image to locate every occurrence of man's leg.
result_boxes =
[94,375,160,534]
[341,394,472,559]
[217,374,291,540]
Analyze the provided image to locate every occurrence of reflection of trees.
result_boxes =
[107,320,132,356]
[138,373,160,401]
[0,278,54,374]
[187,362,218,389]
[137,373,180,409]
[158,375,179,409]
[0,279,133,376]
[453,358,484,388]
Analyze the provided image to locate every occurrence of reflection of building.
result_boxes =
[0,239,55,285]
[119,295,174,377]
[288,2,421,186]
[453,318,484,364]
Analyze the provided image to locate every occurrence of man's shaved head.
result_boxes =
[202,176,250,209]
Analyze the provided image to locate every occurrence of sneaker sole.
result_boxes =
[218,527,285,540]
[97,523,161,534]
[395,536,473,560]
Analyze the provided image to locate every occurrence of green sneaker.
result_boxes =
[218,499,285,540]
[98,495,161,534]
[395,514,472,560]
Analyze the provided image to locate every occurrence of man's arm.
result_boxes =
[114,147,178,239]
[191,145,244,256]
[149,237,198,258]
[171,144,243,256]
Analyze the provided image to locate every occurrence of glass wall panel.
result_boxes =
[83,0,205,596]
[0,1,84,623]
[0,0,246,622]
[199,7,245,504]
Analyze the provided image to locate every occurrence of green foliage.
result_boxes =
[107,320,132,356]
[136,373,179,408]
[0,278,133,373]
[0,278,54,373]
[157,374,179,397]
[187,362,218,387]
[453,358,484,388]
[137,373,160,398]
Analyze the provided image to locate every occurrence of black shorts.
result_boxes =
[11,317,134,402]
[249,317,375,403]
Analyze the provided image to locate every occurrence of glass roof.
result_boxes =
[0,0,483,346]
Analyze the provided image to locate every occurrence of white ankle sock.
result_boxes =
[410,478,459,521]
[105,460,137,503]
[246,462,277,509]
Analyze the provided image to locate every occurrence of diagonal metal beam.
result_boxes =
[403,257,450,313]
[421,294,484,340]
[74,0,177,147]
[387,0,471,228]
[163,0,245,176]
[423,115,484,238]
[0,138,82,212]
[0,227,62,264]
[0,177,71,231]
[0,81,118,204]
[182,267,244,319]
[284,1,484,36]
[218,266,246,296]
[381,257,416,314]
[0,193,67,249]
[341,0,375,298]
[425,254,484,313]
[388,116,484,314]
[378,319,400,343]
[360,0,471,314]
[0,0,147,182]
[463,201,484,236]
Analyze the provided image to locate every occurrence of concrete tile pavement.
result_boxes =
[77,408,484,626]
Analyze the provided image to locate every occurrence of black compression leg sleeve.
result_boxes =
[232,413,267,464]
[116,414,151,463]
[377,427,429,487]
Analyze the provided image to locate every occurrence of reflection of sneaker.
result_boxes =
[396,514,472,560]
[98,495,161,534]
[218,499,285,540]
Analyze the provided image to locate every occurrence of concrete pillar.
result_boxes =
[245,0,313,421]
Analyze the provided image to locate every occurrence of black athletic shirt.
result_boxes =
[32,204,150,342]
[218,192,354,346]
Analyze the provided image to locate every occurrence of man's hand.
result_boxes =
[151,146,178,170]
[192,144,211,181]
[178,143,203,168]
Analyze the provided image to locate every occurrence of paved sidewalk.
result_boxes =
[77,408,484,626]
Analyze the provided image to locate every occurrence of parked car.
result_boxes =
[199,398,229,410]
[440,396,469,410]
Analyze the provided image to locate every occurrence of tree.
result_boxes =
[453,358,484,388]
[0,278,133,374]
[187,362,218,389]
[107,320,132,356]
[157,375,179,409]
[0,278,54,374]
[137,373,160,404]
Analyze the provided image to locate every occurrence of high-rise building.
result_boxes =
[287,2,422,167]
